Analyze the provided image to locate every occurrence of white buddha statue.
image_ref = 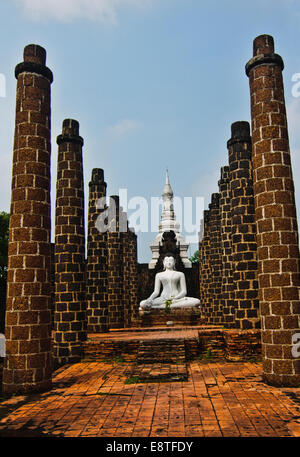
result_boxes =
[139,255,200,311]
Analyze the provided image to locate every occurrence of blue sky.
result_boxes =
[0,0,300,262]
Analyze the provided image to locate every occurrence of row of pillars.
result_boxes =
[200,34,300,385]
[2,43,138,393]
[2,33,300,394]
[199,121,260,330]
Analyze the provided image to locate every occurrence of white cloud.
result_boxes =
[107,118,141,137]
[13,0,155,24]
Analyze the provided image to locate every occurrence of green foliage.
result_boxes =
[113,356,125,363]
[0,212,9,283]
[189,250,199,263]
[164,298,172,314]
[204,349,212,359]
[124,376,140,385]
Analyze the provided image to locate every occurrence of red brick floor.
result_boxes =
[0,360,299,437]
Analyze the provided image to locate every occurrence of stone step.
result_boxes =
[136,339,186,364]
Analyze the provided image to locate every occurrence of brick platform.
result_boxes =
[138,308,205,327]
[0,360,299,437]
[83,326,262,363]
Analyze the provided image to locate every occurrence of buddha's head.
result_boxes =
[163,254,176,271]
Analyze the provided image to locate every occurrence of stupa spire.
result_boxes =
[148,170,192,269]
[162,168,173,198]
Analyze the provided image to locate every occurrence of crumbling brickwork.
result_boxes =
[3,45,53,394]
[53,119,86,368]
[246,34,300,386]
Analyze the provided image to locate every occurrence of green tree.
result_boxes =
[189,250,199,263]
[0,211,9,282]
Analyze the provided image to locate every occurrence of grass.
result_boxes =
[124,376,141,385]
[248,357,262,363]
[203,349,212,359]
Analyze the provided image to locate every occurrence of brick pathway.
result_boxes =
[0,360,299,437]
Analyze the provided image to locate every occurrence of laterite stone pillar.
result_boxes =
[208,193,223,324]
[246,35,300,385]
[86,169,108,332]
[107,196,124,329]
[199,210,212,322]
[128,229,139,324]
[219,166,235,327]
[228,121,260,330]
[122,225,131,328]
[3,44,53,394]
[53,119,86,367]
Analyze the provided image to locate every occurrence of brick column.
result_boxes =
[219,166,235,327]
[122,226,131,328]
[86,169,108,333]
[128,229,139,324]
[228,121,260,330]
[3,44,53,394]
[199,210,212,322]
[107,196,124,329]
[53,119,86,367]
[50,242,55,329]
[208,193,223,324]
[246,35,300,386]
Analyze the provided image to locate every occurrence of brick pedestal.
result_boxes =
[246,35,300,386]
[53,119,86,367]
[86,169,108,332]
[228,121,260,330]
[3,45,53,394]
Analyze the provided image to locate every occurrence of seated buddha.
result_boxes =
[139,254,200,311]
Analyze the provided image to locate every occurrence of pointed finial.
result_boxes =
[166,168,170,185]
[162,168,173,197]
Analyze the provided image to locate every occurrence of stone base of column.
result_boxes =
[262,370,300,388]
[53,343,83,369]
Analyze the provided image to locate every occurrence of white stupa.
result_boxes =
[148,169,192,269]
